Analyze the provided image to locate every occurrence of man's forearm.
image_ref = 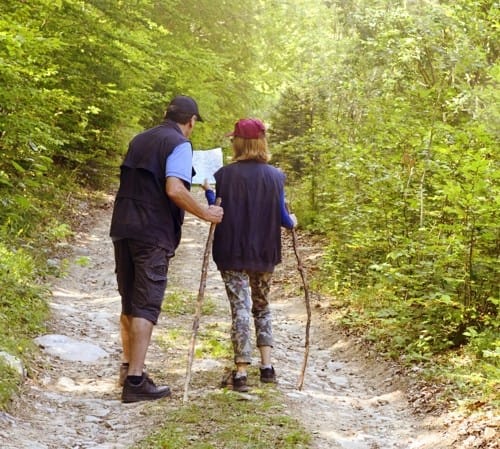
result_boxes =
[166,177,222,223]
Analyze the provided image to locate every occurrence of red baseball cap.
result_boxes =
[226,118,266,139]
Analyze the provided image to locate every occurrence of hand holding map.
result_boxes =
[192,148,223,185]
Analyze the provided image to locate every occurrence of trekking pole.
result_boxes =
[286,204,311,390]
[183,197,221,403]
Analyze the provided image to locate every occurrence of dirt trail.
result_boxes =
[0,192,490,449]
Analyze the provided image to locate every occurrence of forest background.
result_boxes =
[0,0,498,423]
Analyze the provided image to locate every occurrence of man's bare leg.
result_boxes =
[121,315,171,403]
[120,313,131,364]
[127,316,153,376]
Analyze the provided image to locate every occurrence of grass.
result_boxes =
[134,387,311,449]
[195,324,232,359]
[157,289,230,361]
[163,289,217,316]
[155,311,232,365]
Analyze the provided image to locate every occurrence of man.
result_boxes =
[110,95,223,403]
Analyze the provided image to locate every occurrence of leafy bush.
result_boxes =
[0,243,49,362]
[0,362,19,412]
[0,248,49,412]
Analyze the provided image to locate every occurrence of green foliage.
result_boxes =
[0,243,49,368]
[0,0,275,191]
[269,0,499,410]
[0,243,47,344]
[0,362,20,412]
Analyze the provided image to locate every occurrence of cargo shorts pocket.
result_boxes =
[144,263,168,310]
[146,264,168,282]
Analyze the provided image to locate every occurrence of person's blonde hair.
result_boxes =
[232,136,270,163]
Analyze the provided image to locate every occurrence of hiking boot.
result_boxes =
[121,375,171,403]
[260,366,277,383]
[232,372,250,392]
[220,370,250,392]
[119,363,147,387]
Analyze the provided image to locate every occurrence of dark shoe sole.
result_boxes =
[260,378,277,384]
[233,384,250,392]
[122,387,171,403]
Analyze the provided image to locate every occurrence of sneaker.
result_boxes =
[260,366,276,383]
[121,375,171,403]
[119,363,147,387]
[220,370,250,392]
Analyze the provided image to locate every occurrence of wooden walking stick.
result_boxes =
[183,198,221,403]
[287,206,312,390]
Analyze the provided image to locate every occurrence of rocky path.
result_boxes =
[0,192,492,449]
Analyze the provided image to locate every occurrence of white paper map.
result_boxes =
[192,147,223,184]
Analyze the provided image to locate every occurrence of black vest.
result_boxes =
[110,120,190,254]
[213,161,285,272]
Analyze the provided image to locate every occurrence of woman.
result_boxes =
[204,118,296,392]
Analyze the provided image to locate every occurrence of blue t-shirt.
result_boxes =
[166,141,192,183]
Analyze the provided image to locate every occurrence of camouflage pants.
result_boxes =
[220,270,274,364]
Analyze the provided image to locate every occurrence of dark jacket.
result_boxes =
[213,160,285,272]
[110,120,190,255]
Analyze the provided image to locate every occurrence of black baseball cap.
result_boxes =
[167,95,203,121]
